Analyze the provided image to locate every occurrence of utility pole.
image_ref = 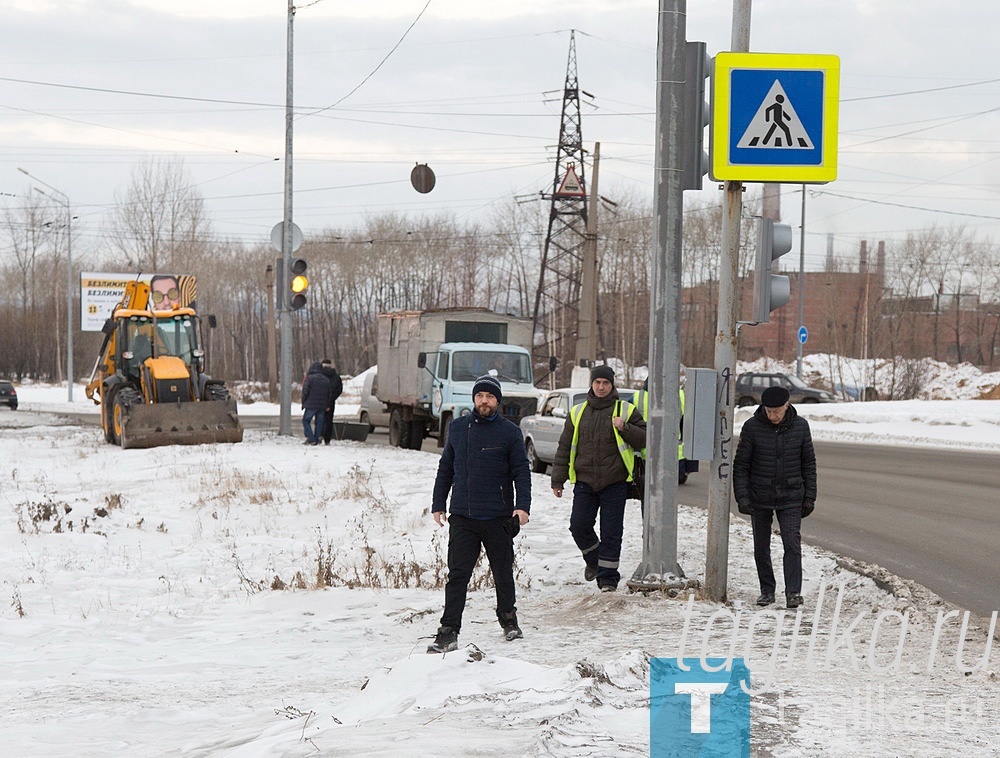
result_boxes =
[266,264,278,402]
[278,0,295,435]
[704,0,752,602]
[577,142,600,367]
[797,184,806,379]
[628,0,685,589]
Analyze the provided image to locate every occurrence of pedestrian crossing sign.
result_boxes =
[710,52,839,183]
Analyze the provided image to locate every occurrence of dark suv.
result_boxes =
[735,372,836,407]
[0,380,17,410]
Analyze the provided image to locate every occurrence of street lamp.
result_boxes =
[17,168,74,402]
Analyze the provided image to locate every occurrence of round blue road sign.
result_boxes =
[798,326,808,344]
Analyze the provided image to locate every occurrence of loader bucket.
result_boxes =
[118,398,244,450]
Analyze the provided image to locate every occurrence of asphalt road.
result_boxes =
[39,411,1000,618]
[674,440,1000,618]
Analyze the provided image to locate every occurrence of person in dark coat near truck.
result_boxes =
[427,375,532,654]
[300,361,331,445]
[319,359,344,445]
[733,385,817,609]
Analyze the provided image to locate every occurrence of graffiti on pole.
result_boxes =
[716,366,733,480]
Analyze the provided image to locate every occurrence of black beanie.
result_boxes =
[472,375,503,402]
[590,365,615,384]
[761,386,790,407]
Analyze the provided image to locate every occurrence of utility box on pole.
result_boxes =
[683,368,717,462]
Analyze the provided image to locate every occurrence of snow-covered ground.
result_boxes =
[2,373,999,757]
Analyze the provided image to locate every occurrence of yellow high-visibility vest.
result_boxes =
[632,388,685,460]
[568,399,637,483]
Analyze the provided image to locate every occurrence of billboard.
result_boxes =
[80,272,198,332]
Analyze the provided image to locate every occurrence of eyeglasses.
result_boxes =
[151,288,179,304]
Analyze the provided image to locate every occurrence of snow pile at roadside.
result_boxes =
[1,418,998,756]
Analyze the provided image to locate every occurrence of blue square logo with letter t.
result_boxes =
[650,658,750,758]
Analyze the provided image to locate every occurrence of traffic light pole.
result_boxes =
[628,0,685,589]
[278,0,295,436]
[704,0,752,603]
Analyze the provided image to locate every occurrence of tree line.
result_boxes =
[2,159,999,392]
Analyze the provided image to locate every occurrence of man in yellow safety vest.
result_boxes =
[551,365,646,592]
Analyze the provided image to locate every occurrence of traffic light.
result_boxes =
[288,258,308,310]
[752,218,793,323]
[681,41,710,191]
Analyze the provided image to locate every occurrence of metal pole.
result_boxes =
[577,142,600,366]
[629,0,685,588]
[704,0,751,603]
[18,168,73,402]
[265,264,278,402]
[796,184,806,379]
[278,0,295,436]
[67,202,73,402]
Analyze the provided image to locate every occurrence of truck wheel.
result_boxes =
[360,411,374,434]
[737,396,756,407]
[438,414,451,449]
[525,440,546,474]
[389,408,411,448]
[103,393,116,443]
[407,421,425,450]
[113,387,141,448]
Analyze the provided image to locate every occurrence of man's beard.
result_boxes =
[476,403,495,416]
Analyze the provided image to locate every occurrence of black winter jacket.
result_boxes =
[733,404,817,510]
[551,389,646,492]
[301,362,331,411]
[321,364,344,405]
[432,411,531,519]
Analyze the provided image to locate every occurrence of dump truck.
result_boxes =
[376,308,545,449]
[85,279,243,449]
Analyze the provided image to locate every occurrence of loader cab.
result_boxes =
[118,309,202,375]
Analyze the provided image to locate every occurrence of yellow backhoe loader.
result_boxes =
[85,279,243,449]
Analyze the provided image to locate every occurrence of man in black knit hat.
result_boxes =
[551,365,645,592]
[427,375,532,653]
[733,385,817,609]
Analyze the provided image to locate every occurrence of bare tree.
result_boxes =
[107,156,212,272]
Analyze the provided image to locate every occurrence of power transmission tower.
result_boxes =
[532,30,591,386]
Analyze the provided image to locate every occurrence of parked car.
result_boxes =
[358,371,390,432]
[735,372,837,407]
[0,380,17,410]
[521,387,634,474]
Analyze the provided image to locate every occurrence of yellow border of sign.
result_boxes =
[710,52,840,184]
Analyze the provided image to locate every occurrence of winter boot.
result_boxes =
[427,625,458,653]
[498,612,523,641]
[584,564,599,582]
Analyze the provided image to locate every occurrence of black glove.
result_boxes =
[737,500,753,515]
[502,515,521,538]
[801,499,815,518]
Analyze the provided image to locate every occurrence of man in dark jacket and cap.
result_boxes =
[551,365,645,592]
[733,385,817,609]
[427,375,532,653]
[300,361,331,445]
[319,359,344,445]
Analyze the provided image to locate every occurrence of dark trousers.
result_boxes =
[441,514,516,633]
[569,481,627,585]
[302,409,324,443]
[751,507,802,596]
[322,405,335,444]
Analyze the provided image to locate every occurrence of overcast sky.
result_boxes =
[3,0,999,270]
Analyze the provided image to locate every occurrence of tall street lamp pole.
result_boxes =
[18,168,74,402]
